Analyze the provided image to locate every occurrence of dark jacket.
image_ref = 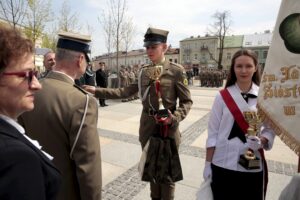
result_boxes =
[142,133,183,184]
[96,69,108,88]
[0,118,61,200]
[76,68,96,86]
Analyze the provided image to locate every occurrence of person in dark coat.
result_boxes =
[75,64,96,86]
[0,26,61,200]
[96,62,108,106]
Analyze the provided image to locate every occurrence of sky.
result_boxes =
[50,0,282,57]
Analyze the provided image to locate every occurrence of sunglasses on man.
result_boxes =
[2,70,39,85]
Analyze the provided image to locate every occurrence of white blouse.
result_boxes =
[206,83,275,172]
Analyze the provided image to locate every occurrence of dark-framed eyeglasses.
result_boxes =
[2,70,38,85]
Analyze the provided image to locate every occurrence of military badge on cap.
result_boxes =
[57,31,92,62]
[144,27,169,47]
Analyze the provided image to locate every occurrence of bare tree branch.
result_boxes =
[207,10,232,69]
[121,16,136,66]
[24,0,52,47]
[58,0,81,32]
[0,0,27,29]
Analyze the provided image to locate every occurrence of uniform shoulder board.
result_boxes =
[74,84,88,94]
[141,64,151,69]
[170,62,185,71]
[169,62,188,86]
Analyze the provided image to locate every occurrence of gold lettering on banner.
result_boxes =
[262,72,277,83]
[263,84,300,100]
[280,65,300,83]
[263,83,273,99]
[283,106,296,115]
[262,65,300,100]
[262,65,300,115]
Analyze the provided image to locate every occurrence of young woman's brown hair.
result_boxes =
[225,49,261,88]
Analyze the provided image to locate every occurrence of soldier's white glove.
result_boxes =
[247,136,262,151]
[203,161,212,181]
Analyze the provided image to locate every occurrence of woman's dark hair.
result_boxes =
[225,49,261,88]
[0,27,33,73]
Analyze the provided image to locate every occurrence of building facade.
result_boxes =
[93,47,180,72]
[180,35,218,68]
[179,32,272,70]
[93,31,272,72]
[242,31,272,70]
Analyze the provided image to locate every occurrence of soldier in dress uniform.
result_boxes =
[119,65,129,102]
[83,27,193,200]
[19,31,102,200]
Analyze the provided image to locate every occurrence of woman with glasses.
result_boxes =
[0,27,61,199]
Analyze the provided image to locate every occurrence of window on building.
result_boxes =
[245,42,252,45]
[169,59,172,62]
[195,54,198,60]
[174,59,178,63]
[263,51,268,59]
[254,51,259,57]
[183,55,186,62]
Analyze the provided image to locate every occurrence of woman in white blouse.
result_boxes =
[203,49,275,200]
[0,27,61,200]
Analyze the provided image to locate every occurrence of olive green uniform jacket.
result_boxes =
[95,61,193,147]
[19,71,102,200]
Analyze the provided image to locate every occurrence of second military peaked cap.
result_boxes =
[57,31,92,62]
[143,27,169,47]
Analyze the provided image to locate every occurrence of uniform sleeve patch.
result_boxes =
[182,72,188,86]
[183,78,188,86]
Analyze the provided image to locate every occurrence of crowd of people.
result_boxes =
[0,24,296,200]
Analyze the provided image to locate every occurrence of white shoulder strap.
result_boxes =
[138,68,151,102]
[70,94,89,159]
[227,85,256,113]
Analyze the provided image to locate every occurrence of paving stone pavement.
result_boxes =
[97,82,298,200]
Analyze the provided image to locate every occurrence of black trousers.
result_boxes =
[211,163,263,200]
[99,99,106,106]
[150,182,175,200]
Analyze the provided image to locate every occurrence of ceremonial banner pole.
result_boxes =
[257,0,300,172]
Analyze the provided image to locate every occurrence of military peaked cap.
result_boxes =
[57,31,92,62]
[144,27,169,47]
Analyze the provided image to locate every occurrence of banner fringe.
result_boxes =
[258,104,300,156]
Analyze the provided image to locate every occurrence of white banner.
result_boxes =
[258,0,300,155]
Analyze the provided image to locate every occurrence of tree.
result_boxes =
[109,0,127,76]
[99,0,127,86]
[0,0,27,29]
[98,11,114,71]
[58,0,81,32]
[41,27,57,51]
[121,16,136,66]
[207,10,231,69]
[24,0,51,47]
